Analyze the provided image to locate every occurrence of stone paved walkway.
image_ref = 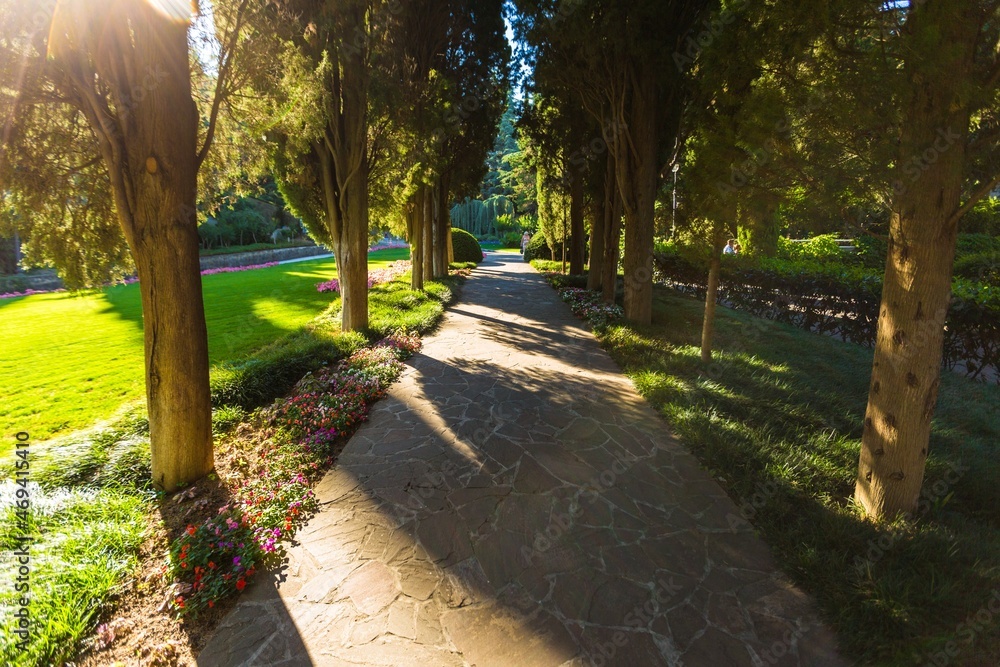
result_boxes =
[198,253,846,667]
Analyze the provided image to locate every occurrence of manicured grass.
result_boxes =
[0,249,408,442]
[598,286,1000,666]
[0,269,458,666]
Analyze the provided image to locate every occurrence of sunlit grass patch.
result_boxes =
[595,286,1000,665]
[0,485,149,666]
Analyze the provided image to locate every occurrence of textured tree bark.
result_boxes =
[409,191,423,290]
[336,167,369,332]
[855,0,976,520]
[618,65,659,325]
[118,7,212,491]
[701,231,726,363]
[588,186,606,292]
[569,173,585,275]
[434,176,451,278]
[601,155,622,305]
[422,183,434,280]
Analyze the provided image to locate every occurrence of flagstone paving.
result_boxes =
[198,253,847,667]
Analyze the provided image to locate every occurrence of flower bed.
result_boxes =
[558,287,624,328]
[317,260,411,294]
[200,262,278,276]
[165,332,421,616]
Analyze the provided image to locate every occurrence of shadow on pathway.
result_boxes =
[198,254,847,667]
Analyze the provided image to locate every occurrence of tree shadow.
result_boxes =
[198,343,847,665]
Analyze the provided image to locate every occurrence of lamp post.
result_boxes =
[671,163,680,239]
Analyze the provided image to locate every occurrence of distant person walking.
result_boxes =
[521,232,532,255]
[723,239,737,255]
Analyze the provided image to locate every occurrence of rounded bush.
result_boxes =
[524,233,552,261]
[451,228,484,263]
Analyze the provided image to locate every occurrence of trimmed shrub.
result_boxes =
[502,231,523,248]
[451,228,484,263]
[524,232,553,261]
[777,234,844,262]
[210,331,366,410]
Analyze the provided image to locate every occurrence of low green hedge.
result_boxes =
[653,249,999,381]
[524,233,552,261]
[210,330,366,410]
[451,228,484,263]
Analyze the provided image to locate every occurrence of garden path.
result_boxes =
[198,253,846,667]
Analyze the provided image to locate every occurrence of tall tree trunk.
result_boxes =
[601,154,622,305]
[855,0,976,520]
[434,176,451,277]
[570,173,585,275]
[337,147,369,331]
[588,187,606,292]
[617,64,659,325]
[422,184,434,280]
[119,6,212,491]
[701,230,726,362]
[411,188,424,290]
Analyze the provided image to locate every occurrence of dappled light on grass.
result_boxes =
[598,286,1000,664]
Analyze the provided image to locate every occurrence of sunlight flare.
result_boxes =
[144,0,198,23]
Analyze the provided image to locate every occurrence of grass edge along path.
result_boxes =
[533,263,1000,667]
[0,270,463,667]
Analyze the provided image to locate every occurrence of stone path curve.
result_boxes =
[198,253,846,667]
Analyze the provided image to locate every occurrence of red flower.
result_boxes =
[208,561,216,569]
[186,525,196,536]
[175,597,185,608]
[236,578,246,591]
[208,600,215,608]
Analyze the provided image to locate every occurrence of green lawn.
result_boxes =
[0,249,407,442]
[598,286,1000,666]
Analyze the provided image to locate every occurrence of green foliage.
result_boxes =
[500,231,523,248]
[210,331,366,411]
[450,228,484,263]
[198,203,276,250]
[960,197,1000,235]
[167,511,260,617]
[956,233,1000,258]
[776,234,844,262]
[653,248,1000,378]
[524,232,552,261]
[212,405,248,434]
[954,252,1000,285]
[451,196,516,239]
[853,234,888,270]
[0,274,30,294]
[0,488,148,665]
